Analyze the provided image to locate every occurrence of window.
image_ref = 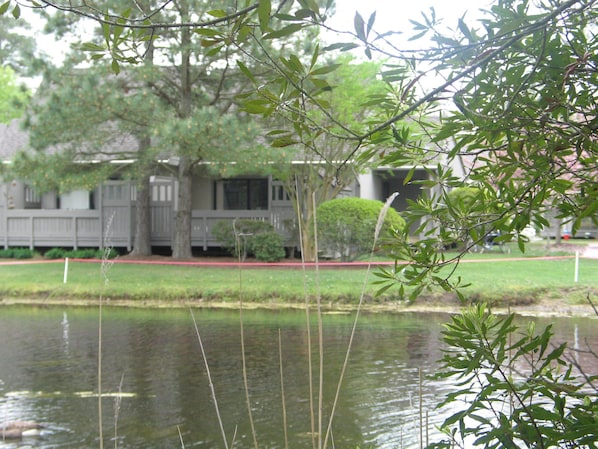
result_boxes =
[271,181,290,203]
[24,185,41,209]
[222,179,268,210]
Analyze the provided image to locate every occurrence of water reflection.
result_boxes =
[0,306,595,449]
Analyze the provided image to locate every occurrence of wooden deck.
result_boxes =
[0,207,293,251]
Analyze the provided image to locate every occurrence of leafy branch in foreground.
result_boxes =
[429,304,598,449]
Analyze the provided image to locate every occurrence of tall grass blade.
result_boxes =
[312,192,324,449]
[189,308,229,449]
[177,425,185,449]
[98,212,116,449]
[419,367,423,449]
[98,294,104,449]
[114,373,124,449]
[323,193,399,449]
[234,226,259,449]
[295,176,316,449]
[279,329,289,449]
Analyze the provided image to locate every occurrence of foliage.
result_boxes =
[446,187,479,209]
[430,304,598,449]
[0,13,42,78]
[0,247,36,259]
[44,247,118,259]
[0,66,30,123]
[432,186,507,251]
[243,54,402,262]
[317,197,405,261]
[43,248,66,259]
[248,231,286,262]
[213,219,279,261]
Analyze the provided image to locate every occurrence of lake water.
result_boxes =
[0,306,595,449]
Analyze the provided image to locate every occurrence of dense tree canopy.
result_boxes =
[0,65,30,122]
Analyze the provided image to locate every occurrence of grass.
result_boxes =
[0,253,596,307]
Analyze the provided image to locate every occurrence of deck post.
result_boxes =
[98,185,104,249]
[29,216,33,250]
[73,216,78,250]
[203,216,208,251]
[2,184,7,249]
[126,182,132,252]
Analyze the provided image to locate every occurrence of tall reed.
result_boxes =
[98,212,117,449]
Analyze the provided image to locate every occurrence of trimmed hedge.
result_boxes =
[44,248,118,260]
[317,197,405,261]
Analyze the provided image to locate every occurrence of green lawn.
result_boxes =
[0,254,596,306]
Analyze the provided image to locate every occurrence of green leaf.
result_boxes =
[309,63,340,76]
[194,28,222,37]
[258,0,271,32]
[366,12,376,37]
[207,9,227,18]
[112,25,124,43]
[322,42,360,52]
[263,23,304,39]
[11,2,19,18]
[240,100,270,114]
[280,54,305,75]
[354,12,366,41]
[271,136,299,147]
[205,46,223,57]
[0,2,10,16]
[458,17,473,41]
[236,61,256,83]
[111,59,120,75]
[81,42,107,52]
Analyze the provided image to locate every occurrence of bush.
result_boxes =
[249,231,286,262]
[213,219,283,261]
[0,248,37,259]
[44,247,118,260]
[0,249,14,259]
[69,249,100,259]
[317,197,405,261]
[44,248,67,259]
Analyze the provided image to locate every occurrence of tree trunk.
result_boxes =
[130,24,154,257]
[171,0,193,260]
[130,173,152,257]
[172,156,193,259]
[296,191,317,262]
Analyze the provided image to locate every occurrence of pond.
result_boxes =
[0,306,595,449]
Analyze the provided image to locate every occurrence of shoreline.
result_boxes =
[2,296,596,318]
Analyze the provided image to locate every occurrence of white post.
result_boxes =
[63,257,69,284]
[574,251,579,283]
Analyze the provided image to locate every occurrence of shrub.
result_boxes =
[0,249,14,259]
[249,231,286,262]
[0,248,36,259]
[69,249,99,259]
[317,197,405,261]
[96,248,119,259]
[44,247,118,260]
[44,248,67,259]
[213,219,281,261]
